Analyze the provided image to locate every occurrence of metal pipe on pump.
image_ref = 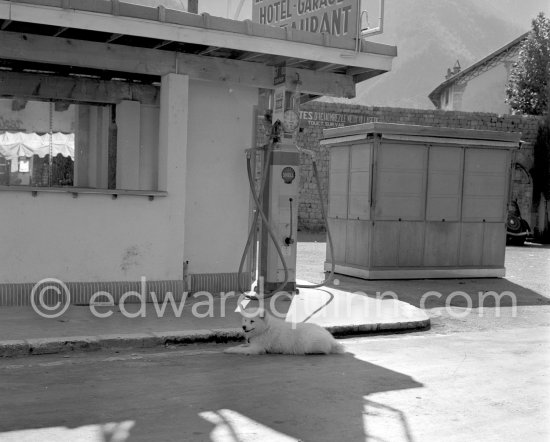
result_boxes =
[238,66,335,299]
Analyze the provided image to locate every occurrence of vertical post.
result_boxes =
[158,74,189,193]
[88,107,98,187]
[115,100,141,190]
[97,106,110,189]
[48,101,54,187]
[74,104,90,188]
[108,104,117,189]
[158,73,189,279]
[188,0,198,13]
[82,105,110,189]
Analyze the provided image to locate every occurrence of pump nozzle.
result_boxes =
[285,198,295,246]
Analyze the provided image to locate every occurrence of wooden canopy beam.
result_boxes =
[153,40,174,49]
[0,31,356,98]
[53,26,68,37]
[3,0,393,71]
[199,46,220,56]
[238,53,265,62]
[0,70,160,105]
[107,33,124,43]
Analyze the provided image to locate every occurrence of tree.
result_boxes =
[505,12,550,116]
[506,13,550,242]
[531,121,550,242]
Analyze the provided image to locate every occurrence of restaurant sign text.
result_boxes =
[252,0,358,37]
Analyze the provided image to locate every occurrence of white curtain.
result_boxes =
[0,132,75,160]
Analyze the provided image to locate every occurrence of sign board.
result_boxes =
[299,110,377,128]
[252,0,358,38]
[272,84,287,125]
[273,63,286,85]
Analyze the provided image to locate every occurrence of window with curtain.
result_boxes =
[0,98,116,189]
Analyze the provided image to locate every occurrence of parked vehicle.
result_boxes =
[506,200,532,246]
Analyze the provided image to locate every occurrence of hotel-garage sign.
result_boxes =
[252,0,358,37]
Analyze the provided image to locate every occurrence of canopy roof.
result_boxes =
[0,0,397,99]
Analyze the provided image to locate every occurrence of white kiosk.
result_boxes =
[322,123,521,279]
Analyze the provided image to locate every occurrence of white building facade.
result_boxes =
[429,34,527,114]
[0,0,396,304]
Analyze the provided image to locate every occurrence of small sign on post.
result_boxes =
[273,63,286,86]
[272,84,286,126]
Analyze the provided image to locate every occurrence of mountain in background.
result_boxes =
[322,0,549,109]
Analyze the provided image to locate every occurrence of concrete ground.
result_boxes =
[0,326,548,442]
[0,237,549,441]
[298,235,550,337]
[0,282,430,357]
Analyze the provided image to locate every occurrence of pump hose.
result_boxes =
[237,146,335,295]
[246,151,290,296]
[296,156,335,289]
[237,144,290,297]
[236,147,269,295]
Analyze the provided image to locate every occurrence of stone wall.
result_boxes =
[292,102,543,231]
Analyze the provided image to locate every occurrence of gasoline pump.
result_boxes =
[238,69,335,299]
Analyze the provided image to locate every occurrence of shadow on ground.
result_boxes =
[326,276,550,309]
[297,233,550,310]
[0,350,423,442]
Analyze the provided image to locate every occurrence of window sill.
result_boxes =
[0,186,167,200]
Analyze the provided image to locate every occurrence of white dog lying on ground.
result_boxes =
[224,307,344,355]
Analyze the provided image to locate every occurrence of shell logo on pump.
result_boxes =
[281,166,296,184]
